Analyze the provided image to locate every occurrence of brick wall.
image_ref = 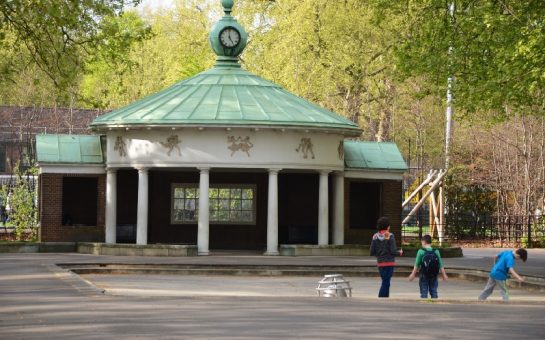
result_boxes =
[344,178,403,245]
[39,173,105,242]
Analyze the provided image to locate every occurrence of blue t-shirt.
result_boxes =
[490,250,515,280]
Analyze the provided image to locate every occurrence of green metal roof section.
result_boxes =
[36,134,103,164]
[91,0,360,135]
[90,67,361,134]
[344,141,408,171]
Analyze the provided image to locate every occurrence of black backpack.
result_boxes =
[421,249,440,277]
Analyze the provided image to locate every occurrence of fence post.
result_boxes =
[527,215,532,248]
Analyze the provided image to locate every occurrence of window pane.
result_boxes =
[219,188,229,198]
[186,188,197,199]
[219,198,229,210]
[218,210,229,221]
[230,188,241,199]
[230,210,240,221]
[241,211,253,222]
[173,199,184,210]
[174,188,184,198]
[241,199,252,210]
[242,189,253,199]
[231,199,241,210]
[209,188,219,199]
[209,199,219,211]
[173,210,184,222]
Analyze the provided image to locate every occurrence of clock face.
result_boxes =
[219,27,241,48]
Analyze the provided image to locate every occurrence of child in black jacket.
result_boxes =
[370,217,403,297]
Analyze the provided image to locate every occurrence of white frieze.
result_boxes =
[106,129,344,170]
[338,140,344,160]
[160,135,182,156]
[114,136,127,157]
[227,136,253,157]
[296,138,315,159]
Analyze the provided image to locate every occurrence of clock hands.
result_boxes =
[220,28,239,47]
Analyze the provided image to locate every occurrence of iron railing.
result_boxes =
[402,213,545,247]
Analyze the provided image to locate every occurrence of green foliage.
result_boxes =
[445,165,496,216]
[5,163,38,241]
[380,0,545,117]
[0,0,142,92]
[241,0,399,133]
[80,2,214,109]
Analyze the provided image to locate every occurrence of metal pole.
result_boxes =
[445,1,455,169]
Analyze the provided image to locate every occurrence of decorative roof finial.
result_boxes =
[209,0,248,66]
[221,0,234,15]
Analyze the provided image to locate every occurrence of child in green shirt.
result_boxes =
[408,235,448,298]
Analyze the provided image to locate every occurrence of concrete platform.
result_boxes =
[77,242,198,256]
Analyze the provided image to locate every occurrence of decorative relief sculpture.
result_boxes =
[114,136,127,157]
[295,138,315,159]
[160,135,182,156]
[227,136,253,157]
[338,140,344,160]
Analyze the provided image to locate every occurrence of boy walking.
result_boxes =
[408,235,448,299]
[478,248,527,302]
[370,217,403,298]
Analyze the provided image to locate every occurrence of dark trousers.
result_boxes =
[378,266,395,298]
[419,274,439,298]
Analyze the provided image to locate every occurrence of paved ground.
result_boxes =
[1,249,545,339]
[83,274,545,303]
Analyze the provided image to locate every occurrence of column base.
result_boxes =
[263,251,279,256]
[198,251,209,256]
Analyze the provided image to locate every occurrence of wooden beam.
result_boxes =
[402,170,447,225]
[402,170,437,208]
[438,184,445,245]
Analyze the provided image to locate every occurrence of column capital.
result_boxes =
[333,171,345,177]
[318,169,331,176]
[135,166,149,174]
[198,167,210,172]
[106,167,118,174]
[268,168,282,174]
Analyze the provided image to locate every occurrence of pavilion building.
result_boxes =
[36,0,407,255]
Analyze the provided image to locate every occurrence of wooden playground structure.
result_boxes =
[402,169,447,245]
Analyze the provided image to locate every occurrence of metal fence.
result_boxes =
[402,214,545,247]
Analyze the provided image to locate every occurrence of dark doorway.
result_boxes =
[62,177,98,226]
[278,173,319,244]
[349,181,382,229]
[116,169,138,243]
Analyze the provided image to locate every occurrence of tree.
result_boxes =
[0,163,38,241]
[0,0,143,92]
[80,1,214,109]
[378,0,545,117]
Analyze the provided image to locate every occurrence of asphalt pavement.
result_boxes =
[1,249,545,339]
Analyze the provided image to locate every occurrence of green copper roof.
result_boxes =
[36,134,103,164]
[344,141,408,171]
[90,67,361,134]
[91,0,360,135]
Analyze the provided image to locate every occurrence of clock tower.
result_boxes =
[209,0,248,67]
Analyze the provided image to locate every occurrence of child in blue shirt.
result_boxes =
[478,248,527,302]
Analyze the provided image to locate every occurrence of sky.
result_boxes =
[138,0,176,12]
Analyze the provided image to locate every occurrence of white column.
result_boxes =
[318,170,330,245]
[136,167,149,245]
[105,168,117,244]
[265,169,280,255]
[197,167,210,255]
[332,172,345,245]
